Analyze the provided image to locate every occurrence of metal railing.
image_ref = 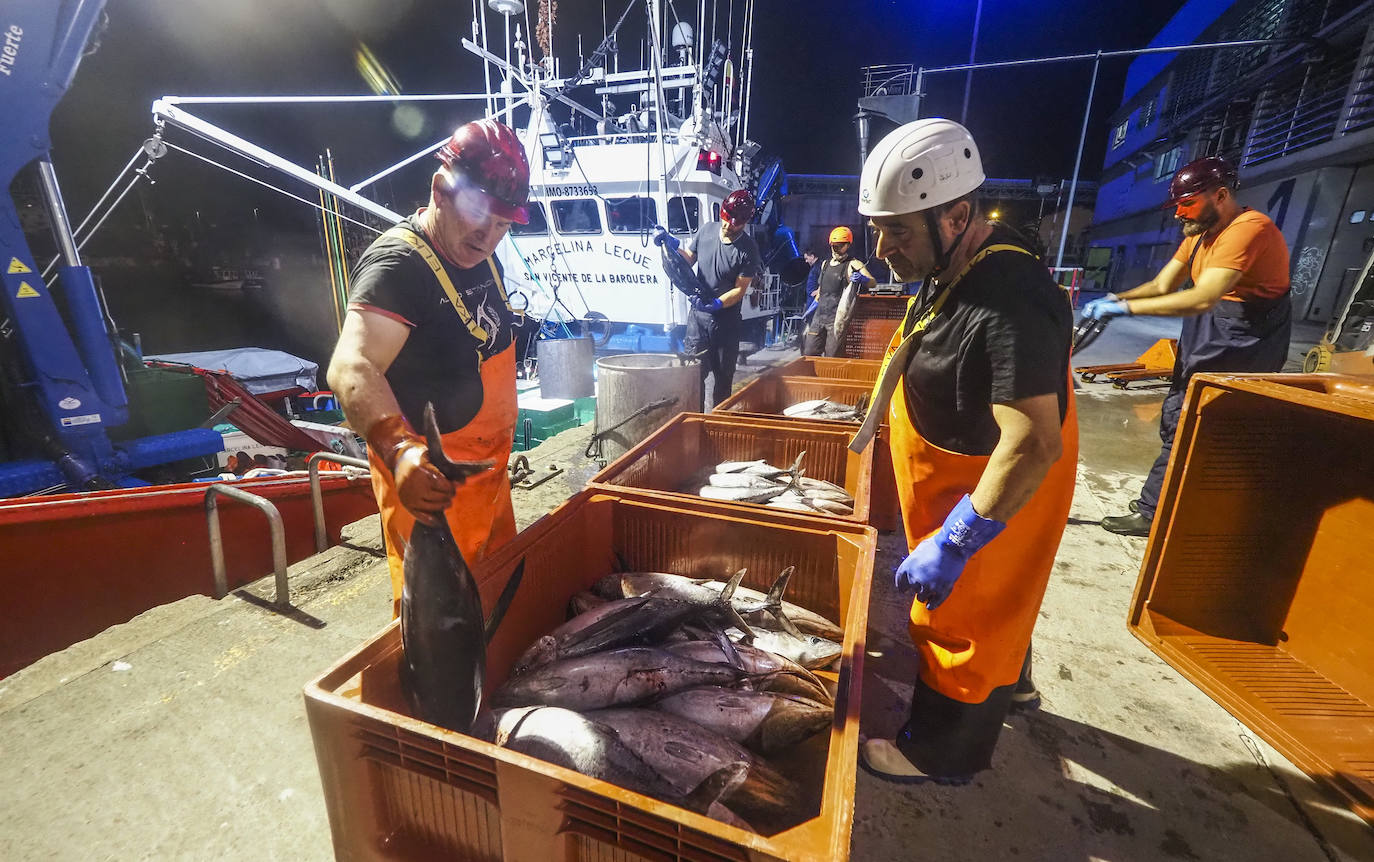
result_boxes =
[204,484,288,607]
[307,452,372,553]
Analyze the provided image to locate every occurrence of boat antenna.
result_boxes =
[563,0,636,90]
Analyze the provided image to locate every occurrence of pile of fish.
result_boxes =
[483,567,844,833]
[693,452,857,516]
[782,393,869,422]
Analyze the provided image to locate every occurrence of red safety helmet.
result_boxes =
[721,189,756,224]
[436,119,531,224]
[829,226,853,244]
[1163,156,1238,208]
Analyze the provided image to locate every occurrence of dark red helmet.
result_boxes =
[436,119,531,224]
[1164,156,1238,207]
[721,189,756,224]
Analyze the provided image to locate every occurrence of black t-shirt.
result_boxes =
[347,215,520,434]
[902,229,1072,456]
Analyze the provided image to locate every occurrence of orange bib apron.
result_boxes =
[861,246,1078,704]
[370,345,519,617]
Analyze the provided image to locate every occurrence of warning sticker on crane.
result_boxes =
[8,257,31,274]
[15,283,39,298]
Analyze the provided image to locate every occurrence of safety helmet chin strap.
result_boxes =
[923,203,974,278]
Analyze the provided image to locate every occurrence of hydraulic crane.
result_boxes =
[0,0,223,496]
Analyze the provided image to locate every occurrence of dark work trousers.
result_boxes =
[1137,296,1292,519]
[896,646,1035,778]
[802,316,833,357]
[685,307,741,410]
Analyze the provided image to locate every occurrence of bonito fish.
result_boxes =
[492,647,748,711]
[653,686,832,754]
[487,706,749,825]
[665,640,833,705]
[400,403,524,734]
[587,708,801,830]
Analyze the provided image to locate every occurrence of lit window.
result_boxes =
[1350,210,1367,225]
[1155,145,1183,180]
[668,197,700,234]
[1111,121,1129,149]
[605,197,657,234]
[551,199,601,235]
[510,202,548,236]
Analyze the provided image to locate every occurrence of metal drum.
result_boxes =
[593,354,700,464]
[536,336,595,399]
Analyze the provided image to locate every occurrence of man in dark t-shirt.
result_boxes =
[654,189,762,408]
[326,119,530,614]
[851,118,1078,785]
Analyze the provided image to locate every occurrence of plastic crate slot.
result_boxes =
[372,760,504,862]
[356,727,500,801]
[1180,639,1374,719]
[558,789,750,862]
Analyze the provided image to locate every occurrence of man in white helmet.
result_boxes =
[849,119,1078,783]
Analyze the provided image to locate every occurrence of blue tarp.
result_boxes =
[145,348,318,395]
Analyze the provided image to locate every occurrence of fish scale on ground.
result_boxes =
[484,565,846,834]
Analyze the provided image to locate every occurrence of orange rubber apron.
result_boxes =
[369,344,518,618]
[855,245,1078,703]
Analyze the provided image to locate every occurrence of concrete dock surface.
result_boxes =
[3,318,1371,861]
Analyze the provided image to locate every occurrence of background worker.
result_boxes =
[803,226,875,356]
[326,119,530,616]
[654,189,762,409]
[852,119,1077,783]
[1083,156,1291,537]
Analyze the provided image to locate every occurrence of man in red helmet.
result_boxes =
[654,189,763,408]
[1082,155,1291,536]
[803,225,875,356]
[327,118,530,614]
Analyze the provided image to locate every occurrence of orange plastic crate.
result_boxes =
[771,358,882,384]
[1128,373,1374,823]
[715,376,900,533]
[305,490,876,861]
[839,296,908,359]
[588,411,874,525]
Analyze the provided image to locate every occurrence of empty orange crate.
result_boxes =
[588,412,874,525]
[839,296,908,359]
[1128,373,1374,823]
[305,490,876,861]
[717,376,900,533]
[772,357,882,384]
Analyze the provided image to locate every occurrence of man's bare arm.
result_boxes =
[1125,266,1240,317]
[970,394,1064,522]
[1115,258,1189,301]
[326,309,411,434]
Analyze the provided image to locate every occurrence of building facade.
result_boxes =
[1089,0,1374,324]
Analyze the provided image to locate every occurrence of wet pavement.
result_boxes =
[2,320,1370,861]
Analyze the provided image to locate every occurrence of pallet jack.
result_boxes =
[1072,317,1179,389]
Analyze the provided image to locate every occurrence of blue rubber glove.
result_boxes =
[895,494,1006,610]
[653,225,680,253]
[849,270,865,285]
[691,295,723,313]
[1081,293,1130,321]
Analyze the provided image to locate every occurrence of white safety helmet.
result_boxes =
[858,119,985,217]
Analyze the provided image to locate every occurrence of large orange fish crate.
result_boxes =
[305,490,877,861]
[1128,373,1374,824]
[838,295,908,359]
[588,411,874,525]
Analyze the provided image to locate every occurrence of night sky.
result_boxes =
[48,0,1189,226]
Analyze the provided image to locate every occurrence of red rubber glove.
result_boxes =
[366,415,454,526]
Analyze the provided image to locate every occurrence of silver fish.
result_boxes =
[707,472,785,489]
[700,484,786,504]
[614,569,792,637]
[487,706,748,823]
[492,647,748,711]
[511,595,700,674]
[653,686,832,754]
[703,568,845,641]
[808,497,854,516]
[586,708,801,829]
[783,399,831,417]
[714,458,767,474]
[726,627,842,670]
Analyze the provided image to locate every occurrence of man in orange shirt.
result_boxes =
[1082,156,1291,536]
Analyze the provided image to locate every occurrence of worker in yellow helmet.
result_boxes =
[802,226,875,356]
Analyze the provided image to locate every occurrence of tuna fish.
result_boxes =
[653,686,832,754]
[400,403,525,734]
[586,708,802,829]
[714,458,767,474]
[699,566,844,641]
[609,569,788,637]
[511,594,700,674]
[665,640,833,705]
[492,647,749,711]
[724,626,842,670]
[487,706,749,824]
[782,396,868,422]
[706,472,786,489]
